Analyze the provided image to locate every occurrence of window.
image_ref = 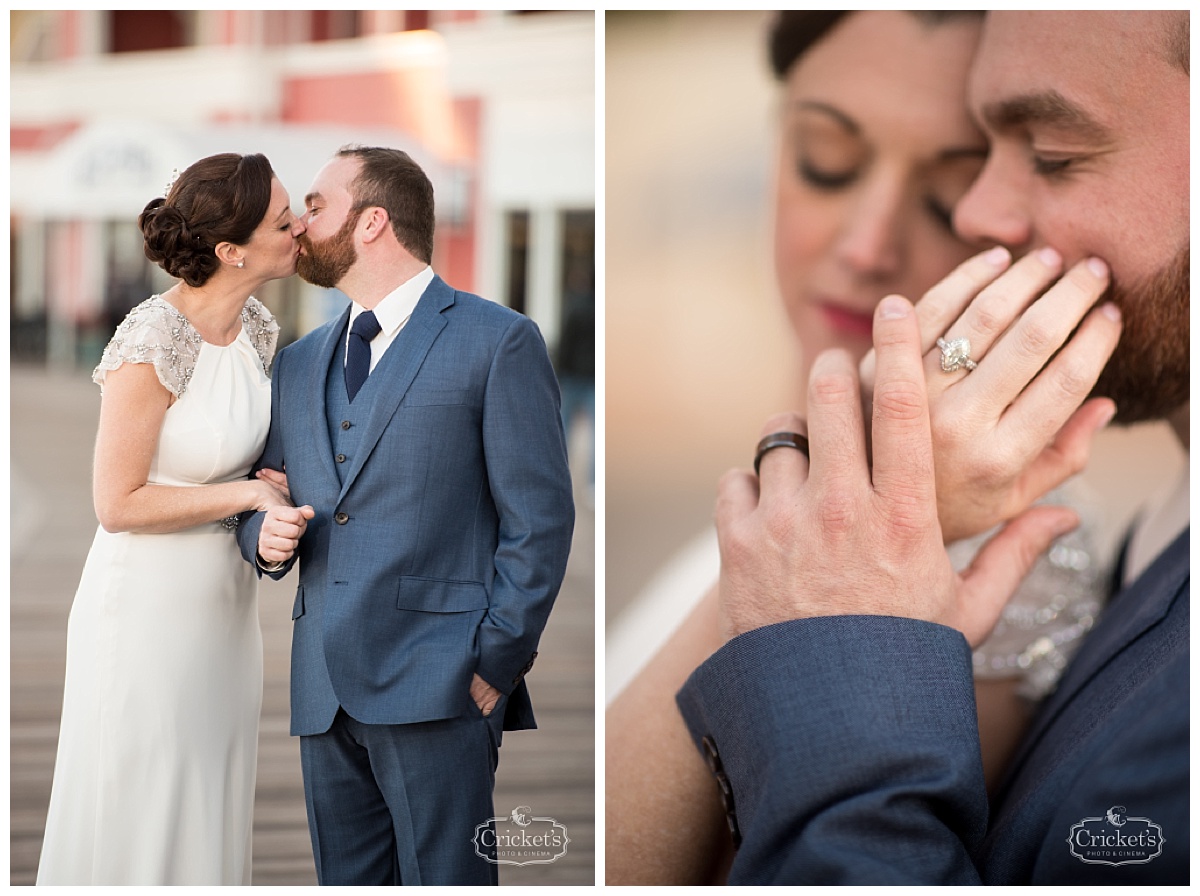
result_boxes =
[504,211,530,316]
[108,11,191,53]
[311,10,363,42]
[556,209,595,377]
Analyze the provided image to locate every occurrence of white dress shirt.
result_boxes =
[257,267,436,574]
[1123,462,1190,587]
[344,265,435,372]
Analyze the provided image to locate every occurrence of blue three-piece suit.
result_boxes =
[238,275,574,885]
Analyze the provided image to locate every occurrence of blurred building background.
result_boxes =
[606,11,791,642]
[605,11,1186,698]
[11,9,595,384]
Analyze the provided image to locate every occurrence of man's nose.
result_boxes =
[291,216,307,237]
[953,156,1033,252]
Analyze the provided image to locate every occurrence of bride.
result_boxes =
[37,152,304,885]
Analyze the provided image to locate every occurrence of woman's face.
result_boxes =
[243,178,304,279]
[774,12,986,372]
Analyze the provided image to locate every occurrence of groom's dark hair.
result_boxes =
[336,145,435,263]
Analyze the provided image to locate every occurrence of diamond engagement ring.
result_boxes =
[936,336,978,373]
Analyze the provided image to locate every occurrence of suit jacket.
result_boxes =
[238,276,575,736]
[677,528,1189,884]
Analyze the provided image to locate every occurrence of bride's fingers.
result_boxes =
[1003,397,1117,512]
[925,247,1066,390]
[955,504,1080,647]
[257,468,288,486]
[859,245,1012,391]
[257,471,291,501]
[965,258,1113,418]
[913,245,1014,356]
[995,298,1121,455]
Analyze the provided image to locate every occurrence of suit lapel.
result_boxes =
[301,306,351,495]
[998,526,1190,796]
[336,277,454,501]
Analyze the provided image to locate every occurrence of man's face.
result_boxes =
[296,156,362,289]
[955,11,1189,423]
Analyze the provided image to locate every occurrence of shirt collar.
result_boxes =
[1124,462,1190,586]
[348,266,435,337]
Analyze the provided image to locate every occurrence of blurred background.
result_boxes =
[604,11,1185,698]
[10,9,594,885]
[606,10,788,636]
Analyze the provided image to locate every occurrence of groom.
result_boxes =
[237,145,575,885]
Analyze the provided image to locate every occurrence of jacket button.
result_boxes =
[341,420,351,430]
[701,736,742,847]
[334,512,349,525]
[336,453,347,463]
[512,652,538,684]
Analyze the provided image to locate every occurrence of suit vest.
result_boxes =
[325,326,384,487]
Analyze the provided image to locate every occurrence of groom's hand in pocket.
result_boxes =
[258,504,315,564]
[470,673,502,717]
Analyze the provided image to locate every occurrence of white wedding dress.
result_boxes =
[37,295,278,885]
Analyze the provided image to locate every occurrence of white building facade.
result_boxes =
[10,10,595,371]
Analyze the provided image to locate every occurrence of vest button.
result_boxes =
[341,420,351,430]
[336,453,347,463]
[334,512,349,525]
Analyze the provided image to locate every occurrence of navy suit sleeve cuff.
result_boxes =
[677,615,988,884]
[237,509,293,580]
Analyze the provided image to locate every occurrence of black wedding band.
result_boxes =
[754,432,810,476]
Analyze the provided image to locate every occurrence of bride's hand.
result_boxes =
[859,246,1121,545]
[245,478,292,512]
[255,467,290,502]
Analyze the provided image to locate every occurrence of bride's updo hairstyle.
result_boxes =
[139,153,275,287]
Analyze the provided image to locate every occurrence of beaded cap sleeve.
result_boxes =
[960,483,1110,701]
[240,296,279,376]
[93,296,279,397]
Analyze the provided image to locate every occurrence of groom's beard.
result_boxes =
[1091,244,1189,424]
[296,209,361,289]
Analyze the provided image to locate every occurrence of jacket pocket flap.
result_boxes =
[396,577,489,612]
[402,388,471,407]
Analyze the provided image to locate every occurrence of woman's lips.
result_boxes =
[818,301,876,338]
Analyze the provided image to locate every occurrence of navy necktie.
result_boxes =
[345,310,382,402]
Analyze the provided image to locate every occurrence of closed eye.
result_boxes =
[798,161,857,190]
[1032,155,1075,178]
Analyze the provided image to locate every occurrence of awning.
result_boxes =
[11,119,458,221]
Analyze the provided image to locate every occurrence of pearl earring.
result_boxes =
[237,261,244,269]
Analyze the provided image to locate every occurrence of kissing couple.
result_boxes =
[37,145,575,886]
